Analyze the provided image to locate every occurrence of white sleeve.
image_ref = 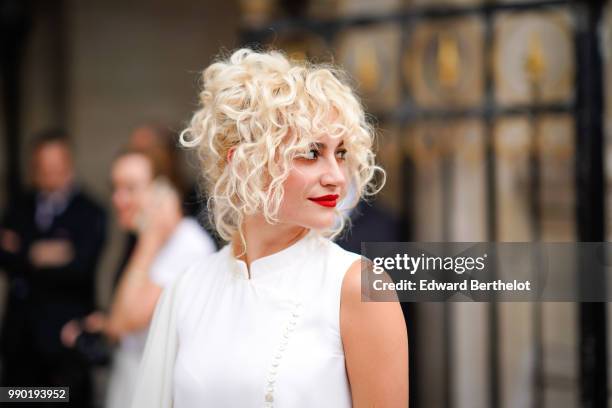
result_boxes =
[131,271,187,408]
[150,219,216,288]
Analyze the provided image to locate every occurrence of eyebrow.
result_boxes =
[311,141,345,150]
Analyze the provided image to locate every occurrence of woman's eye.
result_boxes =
[336,149,347,160]
[305,149,319,160]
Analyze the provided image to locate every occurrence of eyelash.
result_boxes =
[304,149,347,160]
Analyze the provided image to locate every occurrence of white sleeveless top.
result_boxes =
[131,230,361,408]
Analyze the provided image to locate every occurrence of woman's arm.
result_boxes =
[104,234,165,340]
[340,260,409,408]
[105,184,182,340]
[59,233,167,347]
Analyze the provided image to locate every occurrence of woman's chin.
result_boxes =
[304,215,337,231]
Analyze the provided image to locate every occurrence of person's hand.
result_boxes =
[136,178,182,244]
[83,311,108,333]
[60,312,108,348]
[0,229,20,253]
[60,319,82,348]
[61,313,113,365]
[29,239,74,268]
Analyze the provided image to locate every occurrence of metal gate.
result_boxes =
[241,1,609,407]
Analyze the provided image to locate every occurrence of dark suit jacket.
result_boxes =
[0,189,107,357]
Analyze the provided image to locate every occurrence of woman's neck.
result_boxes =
[232,215,309,272]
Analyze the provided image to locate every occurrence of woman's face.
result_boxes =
[111,154,154,231]
[278,133,348,230]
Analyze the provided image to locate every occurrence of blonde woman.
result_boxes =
[131,49,408,408]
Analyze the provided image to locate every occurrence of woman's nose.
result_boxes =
[321,156,346,188]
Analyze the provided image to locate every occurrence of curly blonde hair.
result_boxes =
[180,48,384,243]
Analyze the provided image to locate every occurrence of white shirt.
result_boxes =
[131,230,361,408]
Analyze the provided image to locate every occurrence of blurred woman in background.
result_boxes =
[62,146,216,408]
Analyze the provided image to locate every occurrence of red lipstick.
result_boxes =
[308,194,339,208]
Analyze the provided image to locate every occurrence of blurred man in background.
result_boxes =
[0,129,106,407]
